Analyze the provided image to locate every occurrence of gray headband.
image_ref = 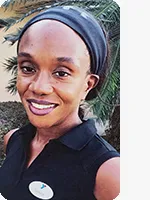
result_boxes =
[17,6,107,76]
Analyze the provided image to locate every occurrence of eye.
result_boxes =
[21,66,35,74]
[54,71,70,78]
[20,62,36,74]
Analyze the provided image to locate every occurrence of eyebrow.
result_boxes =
[18,52,32,58]
[18,53,73,61]
[57,57,75,65]
[18,53,76,65]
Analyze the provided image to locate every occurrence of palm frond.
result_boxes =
[3,56,17,75]
[108,24,120,40]
[2,16,22,31]
[5,76,17,95]
[2,0,117,30]
[3,56,18,94]
[3,28,22,45]
[2,0,31,10]
[91,41,120,121]
[0,19,8,28]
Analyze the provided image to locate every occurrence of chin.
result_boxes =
[23,101,58,128]
[28,115,55,129]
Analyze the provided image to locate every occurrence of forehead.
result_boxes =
[19,20,89,55]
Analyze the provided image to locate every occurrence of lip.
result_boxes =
[27,99,58,116]
[27,99,57,105]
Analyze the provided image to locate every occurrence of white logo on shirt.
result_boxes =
[29,181,54,199]
[0,193,7,200]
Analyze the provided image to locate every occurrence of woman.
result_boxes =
[0,6,120,200]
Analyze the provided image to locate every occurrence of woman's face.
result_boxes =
[17,20,98,129]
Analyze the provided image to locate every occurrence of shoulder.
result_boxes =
[4,128,19,153]
[94,157,120,200]
[80,132,119,167]
[77,120,119,172]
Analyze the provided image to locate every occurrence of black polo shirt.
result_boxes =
[0,119,119,200]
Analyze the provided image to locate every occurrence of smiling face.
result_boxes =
[17,20,99,130]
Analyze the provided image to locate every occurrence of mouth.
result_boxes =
[27,99,58,116]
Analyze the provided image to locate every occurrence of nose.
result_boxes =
[29,71,53,95]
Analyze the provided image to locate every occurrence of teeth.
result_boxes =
[31,102,55,109]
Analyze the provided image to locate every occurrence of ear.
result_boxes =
[82,74,99,100]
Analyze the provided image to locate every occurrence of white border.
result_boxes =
[122,0,150,199]
[0,0,122,199]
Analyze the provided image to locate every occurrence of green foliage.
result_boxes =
[0,101,28,166]
[103,105,120,152]
[3,57,17,94]
[1,0,120,123]
[0,19,8,28]
[0,101,28,132]
[3,27,22,45]
[91,40,120,122]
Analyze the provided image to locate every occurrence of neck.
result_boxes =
[33,116,82,145]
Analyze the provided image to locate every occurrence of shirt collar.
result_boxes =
[22,119,97,151]
[58,119,97,151]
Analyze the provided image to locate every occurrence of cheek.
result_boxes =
[16,75,30,96]
[56,81,86,103]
